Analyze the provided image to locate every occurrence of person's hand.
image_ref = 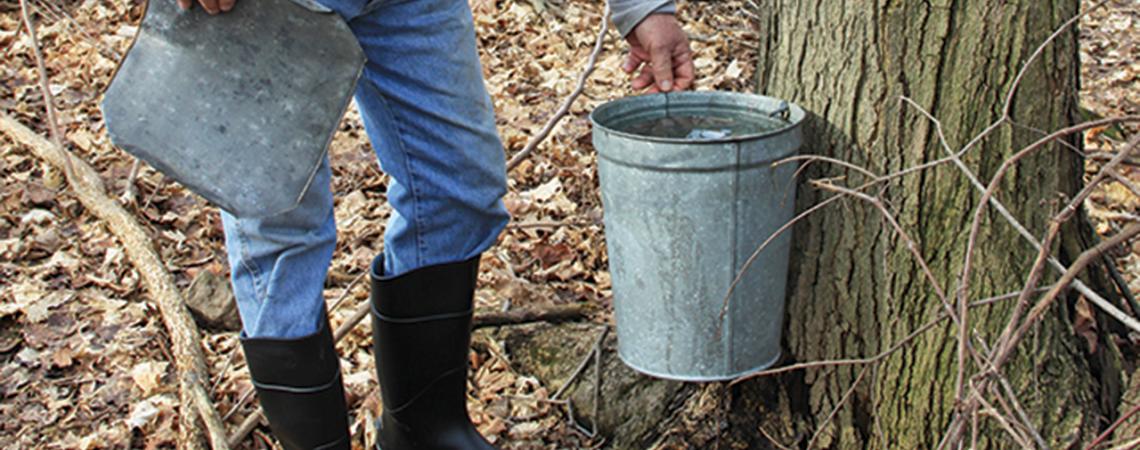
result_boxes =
[623,14,694,93]
[177,0,236,15]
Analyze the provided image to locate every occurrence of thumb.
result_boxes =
[649,44,674,92]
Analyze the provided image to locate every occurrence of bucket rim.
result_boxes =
[589,91,805,145]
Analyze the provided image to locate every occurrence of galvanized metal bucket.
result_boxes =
[590,91,805,381]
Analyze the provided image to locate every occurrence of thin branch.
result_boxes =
[1107,168,1140,199]
[720,194,845,319]
[943,222,1140,447]
[228,413,264,448]
[995,373,1049,450]
[954,0,1112,159]
[779,154,881,181]
[976,404,1034,449]
[120,158,142,205]
[1085,402,1140,450]
[506,0,611,171]
[758,426,794,450]
[552,325,609,401]
[1000,223,1140,368]
[722,115,1138,337]
[1001,0,1112,119]
[729,286,1051,384]
[328,271,367,314]
[1102,252,1140,318]
[508,219,601,229]
[0,115,230,449]
[806,364,871,450]
[1108,436,1140,450]
[19,0,76,184]
[905,97,1140,334]
[986,136,1140,384]
[810,182,951,309]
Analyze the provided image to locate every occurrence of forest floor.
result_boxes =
[0,0,1137,448]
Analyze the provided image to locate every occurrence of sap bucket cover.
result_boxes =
[102,0,365,217]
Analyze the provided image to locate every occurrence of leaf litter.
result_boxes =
[0,0,1136,447]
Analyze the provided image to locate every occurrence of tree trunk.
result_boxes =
[503,2,1123,447]
[713,0,1120,448]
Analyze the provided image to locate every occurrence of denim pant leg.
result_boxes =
[221,0,508,339]
[221,157,338,339]
[346,0,509,277]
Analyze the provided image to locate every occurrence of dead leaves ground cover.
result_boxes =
[2,0,1138,447]
[0,0,757,447]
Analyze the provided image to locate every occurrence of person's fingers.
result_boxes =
[672,47,695,91]
[622,53,643,74]
[631,64,655,90]
[198,0,220,14]
[648,43,675,92]
[177,0,192,10]
[218,0,236,12]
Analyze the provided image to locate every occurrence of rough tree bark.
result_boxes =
[503,2,1127,448]
[714,0,1122,448]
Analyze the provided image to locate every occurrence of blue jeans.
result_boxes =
[222,0,509,339]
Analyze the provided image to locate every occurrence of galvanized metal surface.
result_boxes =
[101,0,364,218]
[590,92,805,381]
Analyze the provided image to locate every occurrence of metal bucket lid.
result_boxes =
[101,0,365,218]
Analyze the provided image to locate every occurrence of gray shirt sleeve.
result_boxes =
[610,0,676,37]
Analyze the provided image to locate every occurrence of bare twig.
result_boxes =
[121,158,142,205]
[729,286,1051,384]
[508,219,600,229]
[334,300,371,343]
[30,0,122,60]
[19,0,75,183]
[1102,252,1140,318]
[943,222,1140,447]
[758,426,794,450]
[1108,436,1140,450]
[222,385,256,422]
[1085,402,1140,450]
[971,382,1035,449]
[328,271,367,313]
[720,194,845,318]
[1001,0,1111,120]
[995,374,1049,449]
[983,135,1140,390]
[810,182,951,309]
[210,344,243,392]
[806,364,871,450]
[905,98,1140,335]
[228,413,264,448]
[954,0,1112,159]
[1000,223,1140,368]
[552,325,609,401]
[1107,168,1140,199]
[1,115,231,449]
[1088,152,1140,167]
[780,154,880,181]
[506,0,610,171]
[936,136,1140,447]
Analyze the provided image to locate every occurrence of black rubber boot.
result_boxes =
[370,255,497,450]
[240,314,351,450]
